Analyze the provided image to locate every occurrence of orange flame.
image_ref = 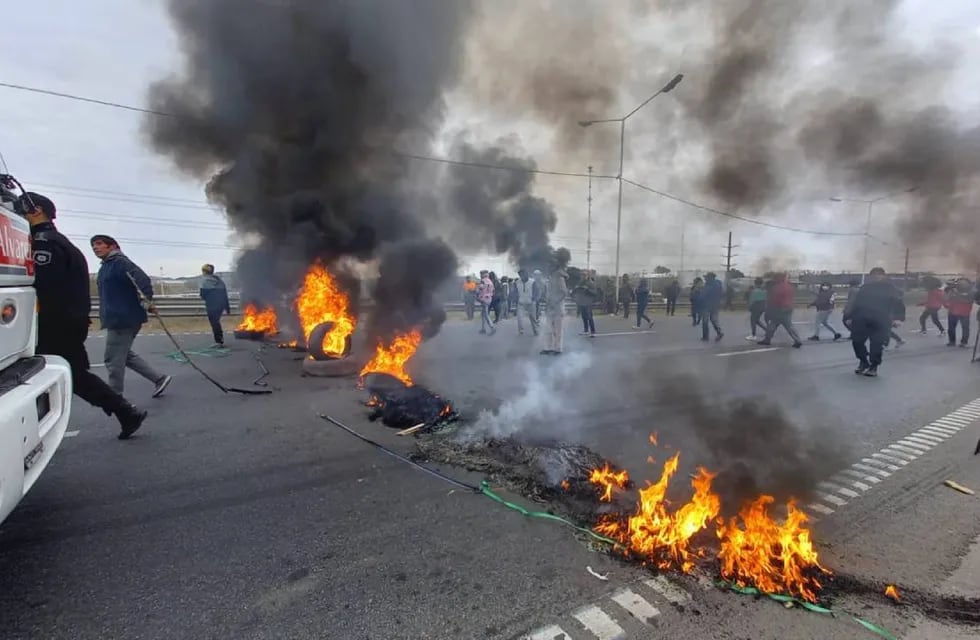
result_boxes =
[592,438,827,600]
[237,303,278,333]
[560,479,571,491]
[596,453,721,573]
[294,262,356,357]
[884,585,900,601]
[588,463,630,502]
[359,330,423,386]
[717,496,829,602]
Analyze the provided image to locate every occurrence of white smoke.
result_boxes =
[469,349,594,440]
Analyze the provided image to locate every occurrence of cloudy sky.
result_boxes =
[2,0,978,277]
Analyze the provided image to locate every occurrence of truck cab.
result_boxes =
[0,186,73,525]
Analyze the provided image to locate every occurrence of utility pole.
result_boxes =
[903,247,910,291]
[586,165,593,272]
[723,231,739,278]
[679,216,686,278]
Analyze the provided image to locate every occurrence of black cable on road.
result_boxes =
[320,415,480,492]
[125,273,272,396]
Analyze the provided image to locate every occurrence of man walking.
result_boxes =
[918,280,945,335]
[758,272,802,348]
[634,278,654,329]
[807,282,842,341]
[572,270,598,337]
[199,263,231,347]
[844,267,905,376]
[477,269,495,335]
[542,261,568,355]
[945,278,974,348]
[514,269,539,336]
[91,235,172,396]
[21,193,147,439]
[689,277,703,327]
[664,279,680,316]
[699,272,724,342]
[745,277,768,341]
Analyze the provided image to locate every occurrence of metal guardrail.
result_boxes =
[88,295,844,318]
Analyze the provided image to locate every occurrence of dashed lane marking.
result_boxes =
[572,604,626,640]
[715,347,780,357]
[63,430,79,438]
[522,577,692,640]
[523,625,570,640]
[804,398,980,517]
[590,330,656,337]
[610,588,660,626]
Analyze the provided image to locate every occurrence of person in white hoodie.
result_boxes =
[542,264,568,355]
[514,269,539,336]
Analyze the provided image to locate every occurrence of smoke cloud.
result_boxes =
[143,0,570,342]
[652,375,844,512]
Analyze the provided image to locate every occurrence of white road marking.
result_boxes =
[807,502,835,515]
[643,575,691,604]
[816,492,848,507]
[863,456,900,472]
[852,463,890,478]
[818,482,861,499]
[895,439,933,453]
[905,433,944,445]
[610,588,661,625]
[937,415,972,426]
[838,468,880,485]
[872,452,909,466]
[592,330,656,337]
[715,347,780,357]
[63,430,80,438]
[91,363,106,368]
[883,446,921,460]
[523,625,571,640]
[921,424,959,436]
[572,605,626,640]
[917,427,953,440]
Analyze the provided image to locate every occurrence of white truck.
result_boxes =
[0,186,73,525]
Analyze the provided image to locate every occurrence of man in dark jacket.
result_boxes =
[664,280,681,316]
[699,272,724,342]
[199,263,231,347]
[19,193,147,439]
[91,235,172,397]
[572,271,599,336]
[843,267,906,377]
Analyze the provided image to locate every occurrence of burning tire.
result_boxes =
[307,321,352,360]
[233,329,267,341]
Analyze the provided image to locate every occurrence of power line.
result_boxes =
[622,178,865,237]
[60,208,230,230]
[0,81,173,117]
[26,181,211,205]
[66,234,238,251]
[40,188,218,210]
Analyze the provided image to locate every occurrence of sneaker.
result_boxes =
[918,330,927,335]
[756,340,772,346]
[947,342,957,347]
[939,330,946,336]
[960,343,968,348]
[863,365,878,377]
[833,333,842,341]
[152,375,173,398]
[647,320,654,329]
[539,349,554,355]
[792,342,803,349]
[855,362,869,375]
[589,333,596,338]
[715,333,724,342]
[117,405,148,440]
[807,335,820,341]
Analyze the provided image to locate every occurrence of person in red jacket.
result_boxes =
[918,282,946,335]
[944,279,974,348]
[757,272,802,348]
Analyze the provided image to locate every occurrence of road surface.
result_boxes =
[1,309,978,639]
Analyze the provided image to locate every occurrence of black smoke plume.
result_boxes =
[143,0,512,342]
[443,138,561,272]
[653,375,844,513]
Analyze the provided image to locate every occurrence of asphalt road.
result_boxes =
[1,308,979,640]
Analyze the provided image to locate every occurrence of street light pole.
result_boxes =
[828,186,918,283]
[579,73,683,311]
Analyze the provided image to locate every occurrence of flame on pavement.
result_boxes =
[360,329,423,386]
[294,261,356,356]
[884,584,901,601]
[590,440,828,601]
[237,303,278,333]
[589,463,630,502]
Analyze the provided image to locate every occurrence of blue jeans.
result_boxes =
[480,302,495,333]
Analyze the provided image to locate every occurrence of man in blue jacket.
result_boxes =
[91,235,172,397]
[199,263,231,347]
[700,272,725,342]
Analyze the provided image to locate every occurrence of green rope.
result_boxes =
[476,482,897,640]
[478,481,618,547]
[720,582,898,640]
[166,344,232,363]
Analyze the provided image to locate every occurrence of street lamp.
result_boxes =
[580,73,683,310]
[828,187,918,281]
